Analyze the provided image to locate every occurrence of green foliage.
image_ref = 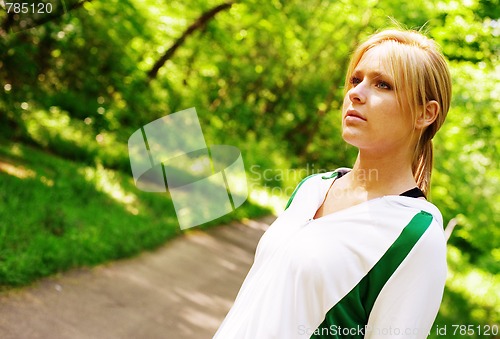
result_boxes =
[0,0,498,331]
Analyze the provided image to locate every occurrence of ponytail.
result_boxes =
[413,139,433,196]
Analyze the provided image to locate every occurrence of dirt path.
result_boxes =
[0,216,275,339]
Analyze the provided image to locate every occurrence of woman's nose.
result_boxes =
[348,83,366,104]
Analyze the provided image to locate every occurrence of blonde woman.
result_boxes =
[214,28,451,339]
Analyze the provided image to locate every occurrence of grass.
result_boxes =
[0,141,270,288]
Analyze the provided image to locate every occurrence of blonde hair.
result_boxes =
[344,29,452,195]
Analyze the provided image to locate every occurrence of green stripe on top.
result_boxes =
[285,172,339,210]
[310,211,434,339]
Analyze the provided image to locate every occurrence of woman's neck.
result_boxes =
[348,149,417,196]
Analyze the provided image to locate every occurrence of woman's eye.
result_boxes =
[376,81,392,90]
[349,76,361,86]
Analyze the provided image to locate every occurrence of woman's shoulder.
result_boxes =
[382,195,444,228]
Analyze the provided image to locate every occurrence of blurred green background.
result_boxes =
[0,0,498,337]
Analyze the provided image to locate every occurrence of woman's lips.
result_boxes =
[345,109,367,122]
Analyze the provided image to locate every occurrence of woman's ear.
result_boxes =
[416,100,440,129]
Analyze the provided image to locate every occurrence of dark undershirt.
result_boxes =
[400,187,426,199]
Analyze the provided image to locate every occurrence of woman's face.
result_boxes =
[341,45,414,154]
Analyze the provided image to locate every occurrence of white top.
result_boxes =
[214,171,447,338]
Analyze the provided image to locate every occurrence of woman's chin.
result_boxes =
[341,130,363,147]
